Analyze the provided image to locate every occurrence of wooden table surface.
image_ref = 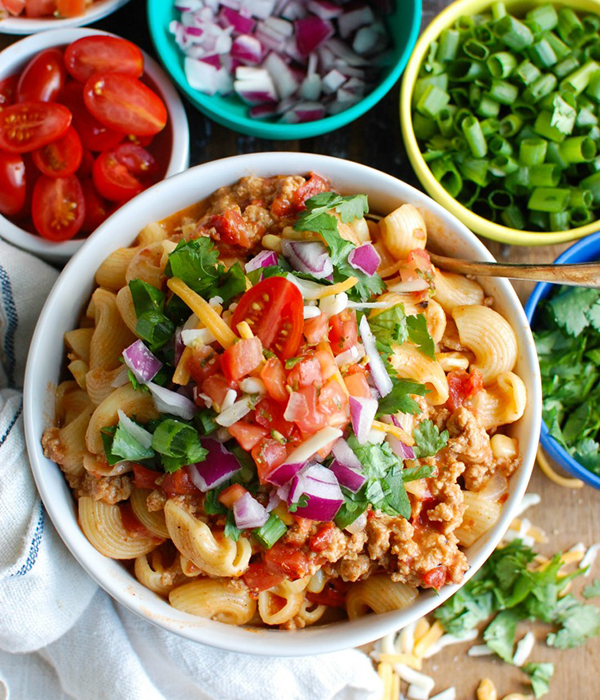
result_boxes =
[2,1,599,697]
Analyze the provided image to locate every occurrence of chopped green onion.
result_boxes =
[554,55,580,79]
[448,59,488,82]
[519,137,548,165]
[456,15,474,31]
[543,31,571,60]
[570,188,593,208]
[253,514,287,549]
[413,113,438,140]
[413,74,449,106]
[526,4,558,32]
[477,94,501,118]
[576,106,599,128]
[488,78,519,104]
[462,115,488,157]
[581,171,600,204]
[488,189,514,208]
[494,15,534,51]
[489,154,520,176]
[473,198,497,220]
[530,163,561,187]
[489,136,513,155]
[457,156,489,186]
[430,158,463,197]
[528,187,571,212]
[533,110,567,142]
[436,107,456,137]
[557,7,584,46]
[505,167,531,195]
[528,38,557,69]
[469,84,482,105]
[523,73,557,102]
[480,117,501,137]
[586,73,600,103]
[417,85,451,117]
[449,86,470,106]
[561,60,600,94]
[560,135,597,162]
[569,206,593,226]
[487,51,518,78]
[491,2,506,21]
[499,113,523,137]
[464,39,490,61]
[528,210,549,229]
[549,210,569,230]
[438,28,460,62]
[512,101,538,120]
[515,59,542,85]
[500,204,527,228]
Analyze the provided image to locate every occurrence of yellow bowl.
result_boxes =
[400,0,600,246]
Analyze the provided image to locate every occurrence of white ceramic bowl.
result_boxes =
[0,27,189,263]
[0,0,130,34]
[23,152,542,656]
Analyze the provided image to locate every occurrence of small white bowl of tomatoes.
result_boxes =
[0,0,131,35]
[0,27,189,263]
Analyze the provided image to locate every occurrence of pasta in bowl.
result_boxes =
[24,153,541,655]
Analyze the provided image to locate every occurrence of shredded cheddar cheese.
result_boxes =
[536,447,584,489]
[371,419,415,446]
[314,276,358,299]
[413,621,444,658]
[378,652,422,670]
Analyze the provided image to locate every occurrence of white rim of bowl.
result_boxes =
[0,0,131,34]
[0,27,189,262]
[23,152,542,656]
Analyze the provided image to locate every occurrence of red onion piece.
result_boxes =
[288,464,343,521]
[267,426,342,485]
[294,16,334,56]
[348,242,381,277]
[147,382,197,420]
[219,6,256,33]
[250,103,279,118]
[265,51,300,99]
[266,460,305,486]
[331,437,363,471]
[187,439,241,491]
[122,340,162,384]
[322,68,347,94]
[267,490,282,512]
[307,0,343,19]
[233,492,269,528]
[349,396,378,444]
[382,415,416,460]
[234,66,278,103]
[185,57,219,95]
[281,101,326,123]
[117,410,154,450]
[231,34,264,63]
[338,5,374,39]
[329,459,365,492]
[244,249,279,272]
[359,315,393,398]
[281,240,333,278]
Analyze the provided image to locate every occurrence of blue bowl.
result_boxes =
[524,231,600,489]
[147,0,421,140]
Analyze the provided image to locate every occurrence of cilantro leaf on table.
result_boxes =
[407,314,436,359]
[483,610,519,663]
[583,579,600,599]
[413,420,448,458]
[546,597,600,648]
[376,377,428,417]
[548,287,600,336]
[523,663,554,699]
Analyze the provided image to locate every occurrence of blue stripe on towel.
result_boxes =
[0,264,18,388]
[0,398,22,448]
[12,502,45,577]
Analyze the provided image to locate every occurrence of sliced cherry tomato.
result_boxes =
[161,468,199,497]
[187,345,222,386]
[228,421,268,451]
[307,578,349,607]
[131,463,160,490]
[84,73,167,136]
[291,172,330,210]
[113,142,158,180]
[0,152,26,216]
[56,0,85,17]
[447,369,484,413]
[255,397,296,439]
[65,36,144,83]
[25,0,55,16]
[243,562,285,593]
[61,81,124,152]
[77,148,94,179]
[92,149,144,202]
[421,565,448,590]
[202,374,234,409]
[11,153,39,220]
[17,49,66,103]
[0,75,18,107]
[31,174,85,241]
[0,102,71,153]
[218,483,248,510]
[125,132,154,148]
[328,309,358,356]
[260,356,288,403]
[3,0,25,16]
[264,543,310,580]
[80,178,109,233]
[31,126,82,178]
[286,355,322,391]
[221,336,263,383]
[252,437,288,483]
[232,277,303,361]
[303,312,328,344]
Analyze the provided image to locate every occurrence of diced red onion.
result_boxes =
[270,426,342,486]
[147,382,197,420]
[300,73,321,100]
[359,315,393,398]
[243,0,277,19]
[267,490,282,512]
[219,6,256,33]
[479,471,508,501]
[327,37,368,66]
[266,460,306,486]
[295,16,334,56]
[335,343,364,367]
[329,459,365,492]
[280,0,306,20]
[265,51,300,99]
[338,6,374,39]
[122,340,162,384]
[281,101,326,123]
[384,415,416,460]
[281,240,333,279]
[117,409,153,450]
[322,68,346,94]
[255,23,286,51]
[353,22,387,55]
[234,66,278,103]
[307,0,343,19]
[175,0,203,10]
[349,396,378,444]
[264,16,294,36]
[233,492,269,528]
[185,57,219,95]
[111,367,130,388]
[231,34,264,63]
[245,249,279,272]
[348,242,381,277]
[187,439,241,491]
[285,273,327,300]
[332,437,362,470]
[288,464,343,521]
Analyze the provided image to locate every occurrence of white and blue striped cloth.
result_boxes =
[0,240,380,700]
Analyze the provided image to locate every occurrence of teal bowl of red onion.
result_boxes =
[147,0,422,138]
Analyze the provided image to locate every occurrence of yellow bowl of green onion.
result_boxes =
[400,0,600,246]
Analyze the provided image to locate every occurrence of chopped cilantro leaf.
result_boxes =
[483,610,518,662]
[376,377,428,417]
[548,287,600,337]
[128,369,149,393]
[224,510,242,541]
[401,464,435,481]
[100,420,154,466]
[546,597,600,648]
[523,663,554,699]
[288,493,309,513]
[413,419,449,458]
[583,579,600,599]
[407,313,436,359]
[370,304,409,353]
[151,418,207,472]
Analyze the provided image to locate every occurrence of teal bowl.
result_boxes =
[147,0,421,139]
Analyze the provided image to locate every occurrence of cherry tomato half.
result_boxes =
[3,0,25,16]
[0,152,26,216]
[0,75,18,107]
[17,49,66,103]
[64,36,144,83]
[92,149,144,202]
[60,81,124,152]
[25,0,55,16]
[83,73,167,136]
[112,142,157,179]
[31,126,82,178]
[32,174,85,241]
[231,277,304,360]
[0,102,71,154]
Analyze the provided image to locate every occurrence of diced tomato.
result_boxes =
[31,175,85,241]
[306,578,349,607]
[309,522,336,552]
[252,438,288,483]
[187,345,222,385]
[56,0,85,17]
[201,374,234,410]
[303,312,329,344]
[447,369,484,412]
[31,126,83,178]
[264,543,310,580]
[315,344,339,382]
[243,561,285,593]
[218,483,248,510]
[401,248,434,286]
[291,172,330,211]
[271,194,292,219]
[161,469,199,497]
[207,209,255,249]
[25,0,55,16]
[221,337,263,383]
[286,355,322,391]
[119,501,154,537]
[131,463,160,490]
[421,565,448,590]
[4,0,25,16]
[292,385,328,435]
[328,309,358,356]
[344,369,371,398]
[228,421,268,451]
[254,397,296,439]
[260,356,288,403]
[317,379,348,423]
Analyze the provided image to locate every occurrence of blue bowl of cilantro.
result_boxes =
[525,231,600,489]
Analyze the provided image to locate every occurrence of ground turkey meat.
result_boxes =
[338,554,374,582]
[426,454,466,534]
[75,472,131,505]
[446,406,495,491]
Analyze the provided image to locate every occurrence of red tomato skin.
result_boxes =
[286,355,322,391]
[187,346,222,386]
[77,149,95,179]
[119,501,155,537]
[252,438,288,483]
[0,152,26,216]
[264,543,310,580]
[92,150,143,202]
[113,142,158,180]
[308,522,335,552]
[228,421,268,451]
[447,369,484,412]
[83,73,167,136]
[17,49,66,103]
[221,337,263,383]
[207,209,254,249]
[328,309,359,356]
[4,0,25,16]
[131,463,160,490]
[291,173,330,211]
[303,312,329,344]
[31,126,83,178]
[80,178,109,233]
[25,0,55,16]
[421,565,448,590]
[31,174,85,241]
[65,36,144,83]
[306,579,349,607]
[0,102,71,154]
[0,75,18,107]
[260,356,288,404]
[291,386,328,435]
[243,562,285,594]
[201,374,234,409]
